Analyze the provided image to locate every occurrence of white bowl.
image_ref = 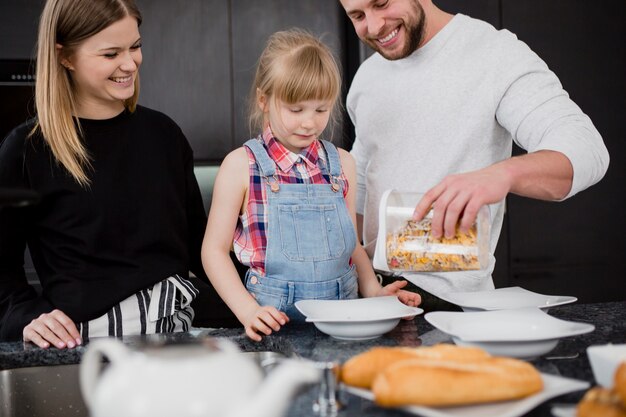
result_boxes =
[439,286,577,312]
[295,296,423,340]
[587,344,626,387]
[425,308,595,359]
[451,338,560,359]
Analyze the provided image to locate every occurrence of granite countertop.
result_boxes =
[1,301,624,417]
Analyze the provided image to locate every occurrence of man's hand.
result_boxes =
[413,165,511,239]
[413,151,575,239]
[23,309,82,349]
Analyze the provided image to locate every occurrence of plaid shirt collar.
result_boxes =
[262,126,320,173]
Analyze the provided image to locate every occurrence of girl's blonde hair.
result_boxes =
[249,29,342,138]
[34,0,142,186]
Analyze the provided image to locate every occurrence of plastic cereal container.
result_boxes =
[373,190,490,273]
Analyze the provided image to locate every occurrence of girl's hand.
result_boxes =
[377,280,422,315]
[23,309,82,349]
[243,305,290,342]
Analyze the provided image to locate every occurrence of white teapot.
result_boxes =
[80,337,321,417]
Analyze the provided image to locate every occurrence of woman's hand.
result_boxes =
[377,280,422,313]
[23,309,82,349]
[242,305,289,342]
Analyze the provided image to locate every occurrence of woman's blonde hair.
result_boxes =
[34,0,142,186]
[249,29,342,139]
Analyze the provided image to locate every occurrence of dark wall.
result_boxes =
[0,0,42,59]
[1,1,623,303]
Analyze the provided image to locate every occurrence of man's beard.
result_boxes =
[367,1,426,60]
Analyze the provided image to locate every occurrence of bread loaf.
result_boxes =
[616,362,626,408]
[577,362,626,417]
[577,387,626,417]
[341,344,490,389]
[372,356,543,407]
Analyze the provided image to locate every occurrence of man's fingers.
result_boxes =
[459,200,481,233]
[430,199,448,239]
[413,186,442,221]
[442,195,468,238]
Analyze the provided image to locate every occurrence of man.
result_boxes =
[339,0,609,306]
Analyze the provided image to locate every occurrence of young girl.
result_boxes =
[0,0,207,346]
[201,29,420,342]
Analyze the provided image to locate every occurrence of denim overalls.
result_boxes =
[243,138,358,320]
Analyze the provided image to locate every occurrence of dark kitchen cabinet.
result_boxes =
[0,0,42,59]
[499,0,626,302]
[136,0,346,162]
[136,0,233,161]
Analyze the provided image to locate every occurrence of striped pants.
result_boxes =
[77,274,198,339]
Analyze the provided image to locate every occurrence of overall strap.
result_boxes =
[243,138,276,177]
[319,140,342,177]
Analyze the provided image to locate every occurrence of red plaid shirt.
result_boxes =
[233,127,349,275]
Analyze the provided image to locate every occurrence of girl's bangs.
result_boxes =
[273,53,339,104]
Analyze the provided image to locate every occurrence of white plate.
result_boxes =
[343,373,589,417]
[295,296,423,340]
[425,308,595,358]
[439,287,577,311]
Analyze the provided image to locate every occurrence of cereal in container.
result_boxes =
[374,190,490,273]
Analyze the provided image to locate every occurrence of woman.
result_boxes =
[0,0,207,347]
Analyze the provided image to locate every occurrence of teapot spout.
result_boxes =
[227,359,321,417]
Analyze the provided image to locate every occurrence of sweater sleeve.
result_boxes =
[0,128,55,341]
[493,31,610,199]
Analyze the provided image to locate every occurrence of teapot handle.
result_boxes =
[79,339,130,408]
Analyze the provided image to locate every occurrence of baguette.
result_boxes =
[341,344,490,389]
[372,356,543,407]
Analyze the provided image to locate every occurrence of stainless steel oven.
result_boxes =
[0,58,39,290]
[0,59,36,141]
